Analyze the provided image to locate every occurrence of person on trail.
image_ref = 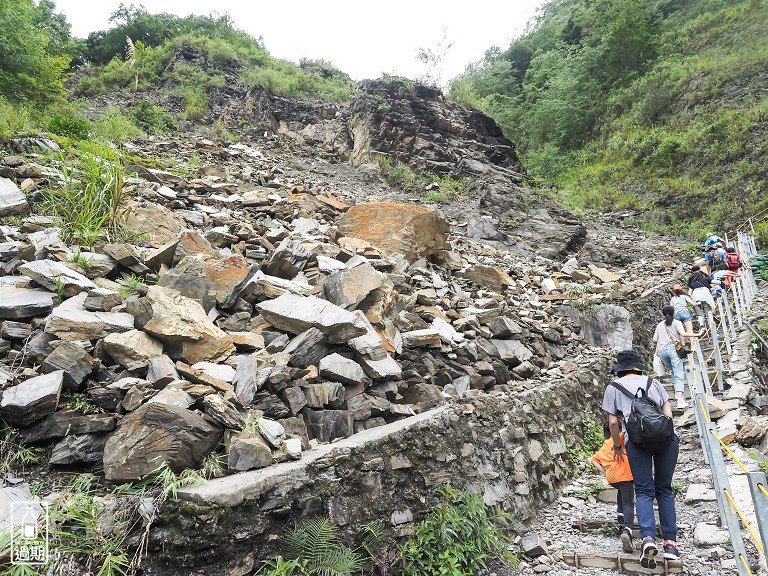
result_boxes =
[688,265,719,313]
[712,263,738,300]
[601,350,681,566]
[704,245,725,274]
[725,246,743,272]
[670,284,699,349]
[592,422,635,553]
[653,306,704,409]
[704,232,722,247]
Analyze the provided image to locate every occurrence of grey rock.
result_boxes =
[521,532,549,558]
[348,311,387,360]
[104,329,164,371]
[146,355,180,386]
[0,286,55,319]
[257,293,367,342]
[232,355,271,405]
[202,394,244,429]
[492,339,533,366]
[356,352,403,380]
[18,259,97,298]
[303,382,345,409]
[83,288,123,312]
[45,292,134,340]
[323,262,384,309]
[226,428,272,471]
[257,418,286,448]
[265,238,314,279]
[146,387,194,409]
[103,402,223,483]
[279,386,307,414]
[564,303,632,351]
[303,409,354,442]
[1,371,63,427]
[50,433,110,465]
[42,341,94,390]
[18,412,116,443]
[1,321,32,340]
[319,353,368,386]
[401,329,441,348]
[489,316,523,338]
[0,176,29,216]
[283,328,328,368]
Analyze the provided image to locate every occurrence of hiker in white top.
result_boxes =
[669,284,699,348]
[653,305,703,409]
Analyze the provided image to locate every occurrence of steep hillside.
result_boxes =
[454,0,768,238]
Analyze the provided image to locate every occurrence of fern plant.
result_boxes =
[283,518,363,576]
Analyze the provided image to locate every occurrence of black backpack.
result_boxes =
[611,377,674,448]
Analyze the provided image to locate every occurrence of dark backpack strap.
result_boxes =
[645,376,654,396]
[610,381,637,399]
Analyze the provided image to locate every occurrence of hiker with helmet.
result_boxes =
[653,305,704,409]
[704,231,722,247]
[602,350,681,567]
[670,285,699,349]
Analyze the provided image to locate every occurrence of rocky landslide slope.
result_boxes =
[0,82,700,571]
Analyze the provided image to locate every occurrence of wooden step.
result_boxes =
[562,551,682,573]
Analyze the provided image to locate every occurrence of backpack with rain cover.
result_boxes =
[611,377,674,447]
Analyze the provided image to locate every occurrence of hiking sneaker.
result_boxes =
[641,537,659,569]
[620,527,633,553]
[676,399,689,409]
[663,542,681,560]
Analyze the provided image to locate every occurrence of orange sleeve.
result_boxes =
[592,439,614,468]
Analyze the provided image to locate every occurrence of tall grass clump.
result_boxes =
[40,153,127,247]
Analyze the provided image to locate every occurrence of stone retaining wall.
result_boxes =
[140,351,611,575]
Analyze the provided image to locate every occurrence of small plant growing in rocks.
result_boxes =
[400,486,517,575]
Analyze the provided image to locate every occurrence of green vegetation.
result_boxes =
[565,413,604,468]
[400,486,516,575]
[581,479,604,499]
[65,392,104,415]
[38,152,126,248]
[116,274,151,298]
[257,518,382,576]
[377,156,470,204]
[564,282,597,314]
[0,427,43,476]
[454,0,768,234]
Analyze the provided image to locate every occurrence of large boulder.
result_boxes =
[127,286,234,363]
[104,330,164,371]
[337,201,448,262]
[103,402,223,482]
[564,304,633,351]
[323,263,384,309]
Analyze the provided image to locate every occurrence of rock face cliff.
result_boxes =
[260,79,587,260]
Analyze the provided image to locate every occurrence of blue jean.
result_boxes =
[658,347,685,393]
[626,434,679,541]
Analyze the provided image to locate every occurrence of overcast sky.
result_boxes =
[55,1,546,84]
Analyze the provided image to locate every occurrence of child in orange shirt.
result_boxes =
[592,422,635,553]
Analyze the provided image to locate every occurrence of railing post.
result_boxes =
[703,423,752,576]
[747,471,768,567]
[721,289,737,341]
[707,309,725,391]
[716,298,733,358]
[688,365,709,465]
[693,338,714,396]
[733,278,745,327]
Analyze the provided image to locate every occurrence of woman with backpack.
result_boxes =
[670,284,699,349]
[688,265,719,313]
[601,350,681,567]
[653,305,704,409]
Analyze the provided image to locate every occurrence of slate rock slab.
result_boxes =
[0,286,55,319]
[0,371,64,427]
[0,176,29,216]
[257,293,367,342]
[18,259,96,298]
[103,402,223,482]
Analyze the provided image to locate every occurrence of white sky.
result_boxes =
[55,1,545,84]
